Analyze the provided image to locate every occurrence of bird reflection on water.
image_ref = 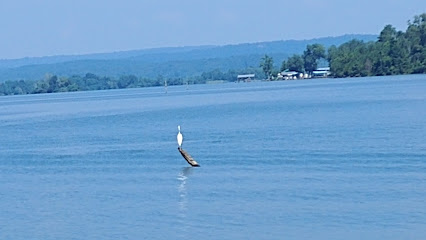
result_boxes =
[177,167,194,236]
[178,167,193,211]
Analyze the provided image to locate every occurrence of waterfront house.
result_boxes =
[237,74,255,82]
[278,70,300,80]
[312,67,330,78]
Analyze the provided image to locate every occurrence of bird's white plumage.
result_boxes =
[177,125,183,147]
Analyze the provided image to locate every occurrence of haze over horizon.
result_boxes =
[1,0,425,60]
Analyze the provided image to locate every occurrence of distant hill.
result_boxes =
[0,34,377,82]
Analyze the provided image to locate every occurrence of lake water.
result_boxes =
[0,75,425,240]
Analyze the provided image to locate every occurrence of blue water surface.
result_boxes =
[0,75,425,240]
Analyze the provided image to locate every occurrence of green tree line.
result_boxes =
[328,14,425,77]
[1,13,424,96]
[265,13,425,78]
[275,43,326,74]
[0,68,265,96]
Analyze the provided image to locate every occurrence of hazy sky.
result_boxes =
[0,0,425,59]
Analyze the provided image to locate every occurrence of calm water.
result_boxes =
[0,75,425,240]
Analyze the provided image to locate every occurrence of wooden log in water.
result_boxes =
[178,147,200,167]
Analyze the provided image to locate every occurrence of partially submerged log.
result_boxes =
[178,147,200,167]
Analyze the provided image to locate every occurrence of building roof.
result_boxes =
[280,71,299,76]
[237,74,255,78]
[316,67,330,71]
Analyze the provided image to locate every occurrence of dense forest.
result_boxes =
[0,14,424,96]
[277,13,426,78]
[328,14,425,77]
[0,67,267,95]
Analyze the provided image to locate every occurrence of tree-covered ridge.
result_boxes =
[327,14,425,77]
[0,68,266,95]
[0,14,424,96]
[0,35,376,83]
[274,13,425,78]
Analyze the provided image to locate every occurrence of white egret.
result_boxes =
[177,125,183,148]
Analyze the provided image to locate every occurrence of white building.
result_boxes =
[312,67,331,77]
[237,74,255,82]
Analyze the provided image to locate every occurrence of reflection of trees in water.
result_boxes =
[177,167,193,237]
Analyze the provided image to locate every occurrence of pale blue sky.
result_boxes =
[0,0,425,59]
